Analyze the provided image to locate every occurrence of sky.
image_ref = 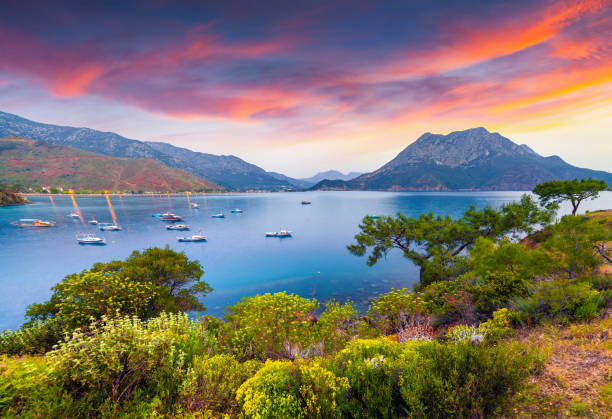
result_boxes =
[0,0,611,178]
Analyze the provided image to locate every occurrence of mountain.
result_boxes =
[145,141,295,191]
[0,137,219,192]
[299,170,362,186]
[0,111,297,191]
[311,127,612,191]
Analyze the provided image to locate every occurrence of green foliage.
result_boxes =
[224,292,319,360]
[316,300,360,354]
[543,215,611,279]
[0,318,63,355]
[512,277,606,324]
[236,359,349,419]
[179,354,260,416]
[26,247,212,334]
[327,338,405,418]
[420,278,475,326]
[325,337,539,418]
[348,194,552,286]
[48,314,188,412]
[533,178,608,215]
[395,340,542,417]
[27,270,158,331]
[91,246,211,314]
[366,288,424,334]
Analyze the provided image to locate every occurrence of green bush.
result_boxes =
[396,340,542,417]
[0,318,63,355]
[366,288,425,334]
[223,292,319,360]
[315,300,359,354]
[512,278,606,324]
[27,270,158,330]
[420,279,475,327]
[236,359,348,419]
[327,338,405,418]
[48,315,188,413]
[179,354,260,416]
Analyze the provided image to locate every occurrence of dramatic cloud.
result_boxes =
[0,0,610,175]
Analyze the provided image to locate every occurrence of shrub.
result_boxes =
[0,318,63,355]
[179,354,260,416]
[326,338,405,418]
[26,270,159,330]
[223,292,319,360]
[420,279,475,327]
[512,278,606,324]
[236,359,348,419]
[396,340,542,417]
[26,247,213,330]
[315,300,359,354]
[366,288,425,334]
[48,315,188,412]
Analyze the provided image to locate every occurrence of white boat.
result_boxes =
[160,212,182,221]
[76,233,106,245]
[266,229,292,238]
[231,208,243,213]
[67,212,80,218]
[99,223,122,231]
[191,203,200,209]
[211,213,225,218]
[10,218,55,227]
[166,224,190,230]
[177,230,207,242]
[88,219,99,225]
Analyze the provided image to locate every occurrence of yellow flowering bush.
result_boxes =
[28,270,159,330]
[236,359,348,419]
[366,288,425,333]
[224,292,319,360]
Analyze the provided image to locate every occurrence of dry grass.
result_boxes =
[508,310,612,418]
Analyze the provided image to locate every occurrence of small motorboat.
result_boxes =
[211,213,225,218]
[88,219,99,225]
[10,218,55,227]
[67,212,80,218]
[177,230,207,242]
[265,229,292,238]
[166,224,190,230]
[160,212,182,221]
[76,233,106,245]
[99,223,122,231]
[301,201,311,205]
[191,203,200,209]
[231,208,243,213]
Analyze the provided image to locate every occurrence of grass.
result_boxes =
[508,310,612,417]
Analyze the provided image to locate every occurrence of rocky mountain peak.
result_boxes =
[384,127,540,169]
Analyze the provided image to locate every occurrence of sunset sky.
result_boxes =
[0,0,610,177]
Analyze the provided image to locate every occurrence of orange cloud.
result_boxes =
[384,0,611,78]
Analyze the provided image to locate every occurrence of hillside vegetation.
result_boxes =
[0,185,611,417]
[0,137,220,192]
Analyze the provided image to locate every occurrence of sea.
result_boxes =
[1,190,611,330]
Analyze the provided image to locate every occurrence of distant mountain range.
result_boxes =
[2,111,610,192]
[300,170,362,186]
[311,127,612,191]
[0,137,218,192]
[0,111,296,191]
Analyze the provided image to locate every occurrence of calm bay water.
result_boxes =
[1,191,611,330]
